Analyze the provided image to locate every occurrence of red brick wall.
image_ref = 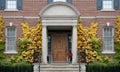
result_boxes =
[0,0,119,38]
[0,0,119,17]
[73,0,120,16]
[0,0,119,56]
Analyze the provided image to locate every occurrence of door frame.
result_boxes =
[47,30,72,63]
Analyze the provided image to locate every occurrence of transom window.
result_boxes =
[53,0,66,2]
[103,27,114,52]
[6,26,16,52]
[48,0,72,4]
[103,0,113,9]
[6,0,17,9]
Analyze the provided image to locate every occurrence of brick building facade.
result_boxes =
[0,0,120,63]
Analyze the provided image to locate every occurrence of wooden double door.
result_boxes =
[51,32,68,62]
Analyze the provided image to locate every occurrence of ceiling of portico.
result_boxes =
[39,2,80,18]
[47,26,72,30]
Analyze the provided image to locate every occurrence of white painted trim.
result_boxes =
[41,15,78,19]
[2,16,118,19]
[95,16,116,18]
[42,25,48,64]
[72,25,77,64]
[101,9,115,11]
[102,51,115,54]
[5,26,17,53]
[4,9,18,11]
[42,20,77,26]
[4,51,18,54]
[102,27,114,54]
[53,0,66,2]
[3,16,24,18]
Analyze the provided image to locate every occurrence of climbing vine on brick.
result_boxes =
[77,19,101,63]
[0,16,5,60]
[114,16,120,60]
[17,19,42,63]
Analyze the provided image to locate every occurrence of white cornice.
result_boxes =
[2,16,117,19]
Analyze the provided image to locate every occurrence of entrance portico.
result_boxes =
[39,2,80,64]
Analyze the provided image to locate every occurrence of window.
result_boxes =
[53,0,66,2]
[97,0,119,10]
[48,34,51,54]
[103,0,113,9]
[47,34,52,63]
[5,26,16,53]
[0,0,22,10]
[6,0,17,9]
[103,27,114,53]
[68,34,72,50]
[47,0,72,4]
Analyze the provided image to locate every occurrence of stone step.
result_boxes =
[34,63,86,72]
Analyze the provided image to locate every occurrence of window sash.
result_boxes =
[104,27,113,37]
[6,27,16,52]
[103,0,113,9]
[6,0,17,9]
[7,27,16,36]
[103,37,113,50]
[6,37,16,51]
[53,0,66,2]
[103,27,114,52]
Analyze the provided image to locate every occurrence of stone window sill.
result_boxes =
[101,9,115,12]
[4,9,18,12]
[4,51,18,54]
[102,51,115,54]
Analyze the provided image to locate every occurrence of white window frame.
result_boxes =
[53,0,66,2]
[5,26,17,54]
[102,0,115,11]
[102,26,115,54]
[5,0,18,11]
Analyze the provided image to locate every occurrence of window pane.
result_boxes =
[53,0,66,2]
[47,35,51,54]
[7,27,15,36]
[103,0,113,9]
[7,37,16,45]
[7,45,15,51]
[6,37,16,51]
[6,0,17,9]
[104,27,112,37]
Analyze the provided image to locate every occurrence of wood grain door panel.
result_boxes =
[51,33,68,62]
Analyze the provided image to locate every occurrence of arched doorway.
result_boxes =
[39,2,80,63]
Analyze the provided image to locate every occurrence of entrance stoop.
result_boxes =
[34,63,86,72]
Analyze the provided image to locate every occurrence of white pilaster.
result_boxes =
[72,25,77,64]
[42,25,48,64]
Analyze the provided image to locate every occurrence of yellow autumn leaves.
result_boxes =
[77,19,101,63]
[0,16,4,42]
[77,19,98,49]
[21,20,42,49]
[115,16,120,42]
[18,19,42,63]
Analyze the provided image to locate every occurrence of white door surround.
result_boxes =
[39,2,80,64]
